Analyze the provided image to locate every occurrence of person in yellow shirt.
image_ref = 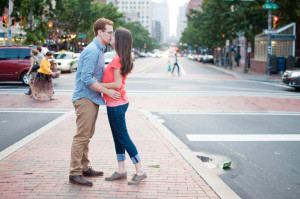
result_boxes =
[32,51,55,100]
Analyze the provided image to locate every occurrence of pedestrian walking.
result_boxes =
[235,52,241,67]
[32,51,55,100]
[69,18,121,187]
[172,52,180,76]
[25,50,39,98]
[25,47,44,96]
[96,27,147,185]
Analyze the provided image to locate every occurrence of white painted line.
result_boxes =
[141,110,241,199]
[179,64,186,75]
[0,110,69,113]
[186,134,300,142]
[0,110,74,161]
[158,111,300,116]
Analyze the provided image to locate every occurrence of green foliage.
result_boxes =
[2,0,158,49]
[180,0,267,51]
[273,0,300,27]
[120,21,159,51]
[3,0,55,44]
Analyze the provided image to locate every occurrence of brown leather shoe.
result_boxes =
[69,175,93,186]
[82,166,104,177]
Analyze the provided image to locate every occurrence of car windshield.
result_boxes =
[54,53,72,59]
[105,52,116,59]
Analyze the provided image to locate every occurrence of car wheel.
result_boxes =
[21,72,29,86]
[69,65,73,73]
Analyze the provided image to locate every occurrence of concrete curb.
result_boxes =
[140,109,241,199]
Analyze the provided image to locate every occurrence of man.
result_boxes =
[235,51,241,67]
[36,46,44,63]
[25,46,44,96]
[69,18,121,186]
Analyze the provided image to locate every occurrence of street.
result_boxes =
[0,56,300,199]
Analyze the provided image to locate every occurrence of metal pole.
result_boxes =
[8,0,13,46]
[266,2,272,76]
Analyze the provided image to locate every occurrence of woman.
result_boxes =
[32,51,55,100]
[97,27,146,185]
[26,50,39,98]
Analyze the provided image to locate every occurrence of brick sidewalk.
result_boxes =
[0,110,219,199]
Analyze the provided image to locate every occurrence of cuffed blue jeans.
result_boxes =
[106,103,140,164]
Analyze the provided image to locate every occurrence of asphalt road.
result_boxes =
[153,112,300,199]
[0,110,66,152]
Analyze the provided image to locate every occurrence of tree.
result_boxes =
[1,0,55,44]
[121,21,158,51]
[273,0,300,27]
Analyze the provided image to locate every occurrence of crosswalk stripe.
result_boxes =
[186,134,300,141]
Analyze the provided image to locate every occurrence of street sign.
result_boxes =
[263,3,278,9]
[78,35,86,38]
[263,29,277,34]
[226,40,229,46]
[271,35,296,40]
[268,46,272,54]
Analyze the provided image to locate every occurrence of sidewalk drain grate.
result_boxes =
[197,155,212,162]
[24,172,33,175]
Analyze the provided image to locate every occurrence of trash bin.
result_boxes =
[277,57,286,74]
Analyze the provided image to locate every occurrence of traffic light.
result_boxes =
[273,16,279,29]
[2,16,7,27]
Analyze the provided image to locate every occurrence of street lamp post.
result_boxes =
[263,0,278,75]
[8,0,13,46]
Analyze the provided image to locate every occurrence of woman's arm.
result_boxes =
[99,68,123,90]
[26,57,34,76]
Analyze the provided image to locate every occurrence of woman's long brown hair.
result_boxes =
[115,27,134,77]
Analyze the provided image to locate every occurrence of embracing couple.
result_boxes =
[69,18,146,186]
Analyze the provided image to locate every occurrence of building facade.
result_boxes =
[116,0,152,36]
[187,0,203,15]
[152,0,169,43]
[177,3,187,40]
[93,0,116,5]
[152,20,162,43]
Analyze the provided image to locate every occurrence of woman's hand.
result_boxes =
[93,77,99,83]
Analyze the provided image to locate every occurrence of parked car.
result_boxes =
[0,46,35,85]
[104,51,116,68]
[138,52,147,58]
[53,52,79,73]
[203,55,214,64]
[282,68,300,90]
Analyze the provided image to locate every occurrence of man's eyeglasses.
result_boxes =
[104,31,114,35]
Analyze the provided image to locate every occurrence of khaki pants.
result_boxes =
[69,98,99,176]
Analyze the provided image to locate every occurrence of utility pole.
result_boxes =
[263,0,278,75]
[8,0,13,46]
[266,5,272,76]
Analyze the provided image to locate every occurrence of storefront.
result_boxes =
[251,22,296,74]
[0,24,26,46]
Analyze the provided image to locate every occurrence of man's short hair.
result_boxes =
[45,51,52,57]
[37,46,42,53]
[94,18,114,37]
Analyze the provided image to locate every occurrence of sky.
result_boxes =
[152,0,190,37]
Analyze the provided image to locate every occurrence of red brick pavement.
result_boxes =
[0,110,219,199]
[0,71,299,198]
[1,93,300,112]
